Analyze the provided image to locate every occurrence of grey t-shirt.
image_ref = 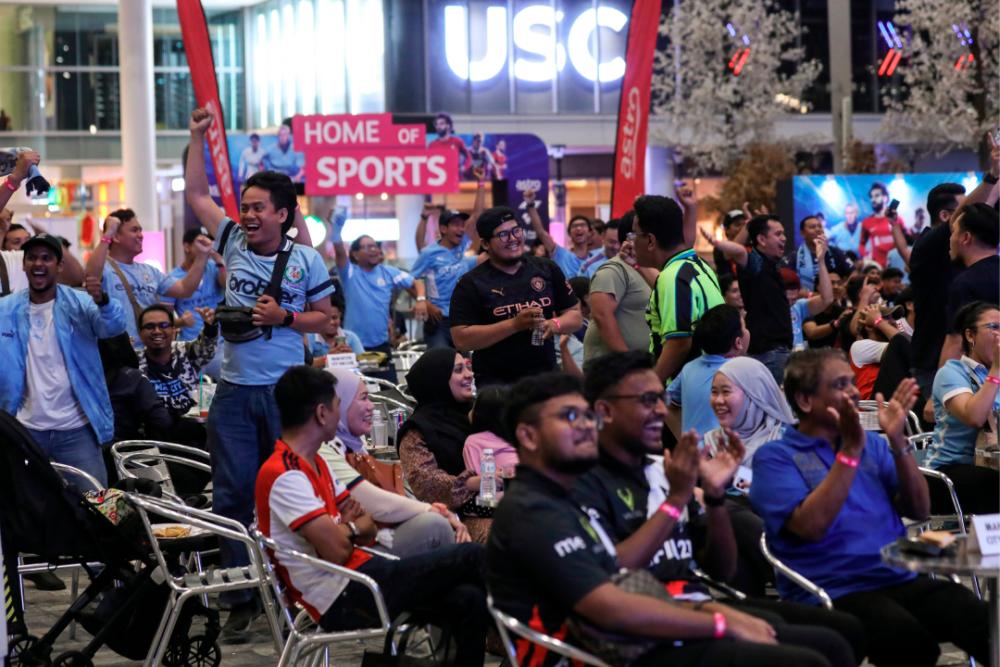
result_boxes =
[583,256,652,362]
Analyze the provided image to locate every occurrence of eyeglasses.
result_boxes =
[140,321,173,331]
[492,226,525,243]
[603,391,669,408]
[542,406,603,429]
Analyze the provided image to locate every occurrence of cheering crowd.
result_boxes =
[1,108,997,666]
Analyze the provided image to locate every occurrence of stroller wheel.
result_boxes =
[52,651,93,667]
[9,634,45,666]
[165,635,221,667]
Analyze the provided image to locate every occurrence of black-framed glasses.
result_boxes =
[141,321,173,331]
[492,226,525,243]
[603,391,669,408]
[542,406,603,429]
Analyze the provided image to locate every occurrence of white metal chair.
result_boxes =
[487,595,611,667]
[758,534,834,610]
[857,401,921,436]
[111,440,212,504]
[253,530,395,666]
[126,493,283,666]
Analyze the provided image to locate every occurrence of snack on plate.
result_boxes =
[918,530,956,549]
[153,525,192,539]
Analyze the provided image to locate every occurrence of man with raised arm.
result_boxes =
[185,107,335,640]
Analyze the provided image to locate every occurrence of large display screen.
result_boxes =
[791,171,983,256]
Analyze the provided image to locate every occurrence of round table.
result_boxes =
[882,537,1000,667]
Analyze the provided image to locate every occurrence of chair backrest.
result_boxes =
[112,440,211,501]
[50,462,104,493]
[918,466,968,534]
[758,534,834,610]
[487,596,611,667]
[857,402,922,437]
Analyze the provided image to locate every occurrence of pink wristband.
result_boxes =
[872,316,884,327]
[713,612,727,639]
[659,502,683,520]
[101,236,114,245]
[4,178,17,192]
[836,452,860,468]
[987,376,1000,386]
[552,317,561,333]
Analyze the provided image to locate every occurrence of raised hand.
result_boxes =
[522,189,536,205]
[663,430,699,507]
[676,181,696,209]
[472,166,486,182]
[11,150,40,183]
[189,107,213,136]
[829,394,865,457]
[987,131,999,179]
[699,428,746,498]
[192,236,212,256]
[814,234,829,260]
[177,311,196,329]
[194,306,215,327]
[102,215,122,237]
[84,274,103,303]
[876,378,918,443]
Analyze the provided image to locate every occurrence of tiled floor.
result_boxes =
[11,572,972,666]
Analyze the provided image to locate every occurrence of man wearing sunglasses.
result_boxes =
[573,351,864,665]
[450,206,582,387]
[137,303,218,421]
[488,371,850,667]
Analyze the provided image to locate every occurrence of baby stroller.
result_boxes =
[0,412,220,667]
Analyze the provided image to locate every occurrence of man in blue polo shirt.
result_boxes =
[750,349,988,667]
[411,209,481,348]
[666,304,749,437]
[186,107,334,640]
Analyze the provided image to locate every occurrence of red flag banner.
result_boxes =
[610,0,663,218]
[177,0,239,220]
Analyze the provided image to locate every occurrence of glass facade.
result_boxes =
[247,0,386,127]
[0,4,244,132]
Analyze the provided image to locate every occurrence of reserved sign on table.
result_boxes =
[968,513,1000,556]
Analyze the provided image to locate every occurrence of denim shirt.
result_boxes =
[0,285,127,443]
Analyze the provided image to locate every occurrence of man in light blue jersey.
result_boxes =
[85,208,211,347]
[163,227,226,341]
[186,107,333,640]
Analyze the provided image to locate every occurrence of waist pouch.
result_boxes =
[215,306,265,343]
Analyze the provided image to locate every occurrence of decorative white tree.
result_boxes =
[879,0,999,161]
[650,0,822,172]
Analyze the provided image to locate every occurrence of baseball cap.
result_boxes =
[21,233,63,261]
[476,206,519,240]
[439,210,470,227]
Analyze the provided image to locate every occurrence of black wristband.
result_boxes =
[96,291,109,307]
[703,493,726,507]
[984,172,998,185]
[282,310,294,327]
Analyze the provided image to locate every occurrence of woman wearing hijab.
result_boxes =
[318,367,470,557]
[397,348,494,542]
[704,356,797,596]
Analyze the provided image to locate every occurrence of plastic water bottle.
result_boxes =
[479,448,497,506]
[371,409,388,448]
[530,313,545,347]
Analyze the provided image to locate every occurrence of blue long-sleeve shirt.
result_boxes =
[0,286,126,443]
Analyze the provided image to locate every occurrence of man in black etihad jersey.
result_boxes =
[449,206,582,387]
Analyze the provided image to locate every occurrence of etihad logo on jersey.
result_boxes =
[492,297,552,318]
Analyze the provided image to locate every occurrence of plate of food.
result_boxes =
[152,523,208,540]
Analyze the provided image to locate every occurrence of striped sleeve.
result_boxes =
[270,470,328,531]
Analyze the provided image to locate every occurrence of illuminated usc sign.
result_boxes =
[443,4,629,84]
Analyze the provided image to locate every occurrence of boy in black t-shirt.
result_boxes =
[450,206,581,386]
[488,371,854,667]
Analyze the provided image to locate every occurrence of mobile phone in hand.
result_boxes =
[887,199,900,213]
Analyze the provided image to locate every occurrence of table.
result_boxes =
[882,537,1000,667]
